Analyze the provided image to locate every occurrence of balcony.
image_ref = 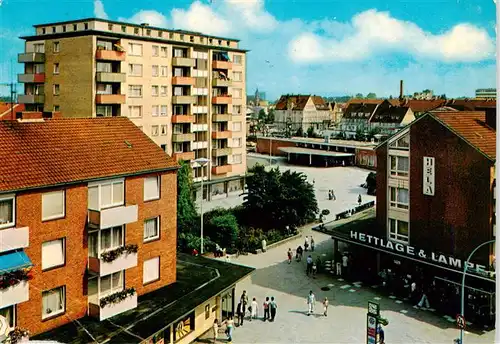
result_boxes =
[172,115,195,124]
[0,281,29,309]
[0,227,29,254]
[95,49,126,61]
[212,96,232,105]
[95,94,126,104]
[172,133,195,142]
[212,114,231,122]
[212,165,232,175]
[88,250,138,276]
[18,52,45,63]
[212,147,232,157]
[89,291,137,321]
[172,57,195,67]
[172,151,196,161]
[88,204,138,230]
[18,73,45,83]
[212,60,233,70]
[96,72,126,83]
[172,95,196,104]
[18,94,44,104]
[212,131,232,139]
[212,79,232,87]
[172,76,195,86]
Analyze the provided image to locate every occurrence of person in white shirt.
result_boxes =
[306,290,316,315]
[342,253,349,277]
[304,236,309,251]
[212,319,219,344]
[250,297,258,321]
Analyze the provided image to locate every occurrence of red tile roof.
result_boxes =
[0,117,179,192]
[431,111,496,160]
[274,95,329,111]
[402,99,446,113]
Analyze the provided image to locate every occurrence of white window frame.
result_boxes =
[389,155,409,177]
[144,216,160,242]
[53,63,59,74]
[143,257,160,284]
[98,271,124,298]
[144,176,160,201]
[232,71,242,82]
[42,238,66,270]
[128,64,143,77]
[233,54,242,64]
[151,125,159,137]
[232,154,242,164]
[128,43,143,56]
[128,85,143,98]
[389,187,409,209]
[88,226,124,258]
[53,41,60,53]
[152,105,159,117]
[160,86,167,96]
[152,85,159,97]
[160,46,168,57]
[232,138,242,148]
[388,218,409,244]
[161,125,168,136]
[152,45,159,57]
[128,105,142,118]
[42,190,65,221]
[0,305,15,330]
[0,194,15,229]
[233,88,242,99]
[42,286,65,319]
[152,65,159,77]
[232,122,242,132]
[160,66,168,77]
[53,84,60,96]
[87,178,125,210]
[160,105,168,116]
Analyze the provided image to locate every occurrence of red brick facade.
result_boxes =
[355,148,377,169]
[256,137,296,156]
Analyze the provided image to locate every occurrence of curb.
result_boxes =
[251,232,303,254]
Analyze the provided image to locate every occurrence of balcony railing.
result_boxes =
[95,49,126,61]
[18,52,45,63]
[0,226,29,254]
[0,281,29,309]
[172,57,195,67]
[89,290,137,321]
[95,94,126,104]
[212,79,232,87]
[172,76,195,86]
[212,147,232,157]
[96,72,126,83]
[88,250,138,276]
[172,115,195,124]
[172,133,195,142]
[172,151,196,161]
[212,114,231,122]
[172,95,196,104]
[212,165,232,175]
[18,94,45,104]
[212,131,232,139]
[212,96,232,104]
[88,204,138,230]
[18,73,45,83]
[212,60,233,70]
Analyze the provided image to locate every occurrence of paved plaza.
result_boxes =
[198,226,496,344]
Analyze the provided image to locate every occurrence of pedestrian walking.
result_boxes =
[212,319,219,343]
[311,237,315,252]
[323,297,329,316]
[306,255,313,276]
[270,296,278,321]
[304,236,309,252]
[296,245,303,261]
[240,290,249,312]
[250,297,258,321]
[342,252,349,277]
[263,297,270,321]
[417,289,431,309]
[226,316,234,342]
[332,190,336,201]
[328,190,333,200]
[306,290,316,315]
[312,261,317,278]
[377,324,385,344]
[236,302,244,326]
[358,194,362,205]
[287,248,293,264]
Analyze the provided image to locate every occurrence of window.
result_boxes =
[42,190,65,221]
[160,105,167,116]
[42,28,46,34]
[232,71,242,82]
[128,43,143,56]
[232,122,242,132]
[0,194,15,229]
[160,66,168,77]
[87,179,124,210]
[144,176,160,201]
[53,41,60,53]
[190,36,194,42]
[158,31,163,38]
[389,156,409,177]
[54,105,60,112]
[152,85,159,97]
[161,144,167,151]
[233,55,242,64]
[42,286,65,319]
[161,46,168,57]
[128,64,143,76]
[174,87,183,96]
[161,125,168,136]
[233,88,242,98]
[389,134,410,150]
[73,24,77,31]
[108,24,113,31]
[151,125,159,136]
[96,83,112,95]
[173,68,183,77]
[389,187,409,209]
[53,84,60,96]
[143,257,160,283]
[152,45,159,56]
[0,306,15,330]
[144,217,160,241]
[160,86,167,96]
[52,27,56,33]
[152,65,159,77]
[128,85,143,97]
[209,38,213,44]
[99,271,123,297]
[53,63,59,74]
[42,238,65,270]
[134,27,139,34]
[97,62,112,72]
[34,43,45,53]
[180,34,185,41]
[84,23,89,30]
[232,137,242,148]
[146,29,151,36]
[173,48,184,58]
[152,105,159,117]
[233,105,241,115]
[232,154,242,164]
[389,218,409,243]
[218,40,222,45]
[121,25,126,33]
[128,105,142,118]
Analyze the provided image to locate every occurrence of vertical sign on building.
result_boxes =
[367,302,379,344]
[423,157,435,196]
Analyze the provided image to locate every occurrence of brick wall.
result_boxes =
[256,137,296,156]
[355,148,377,170]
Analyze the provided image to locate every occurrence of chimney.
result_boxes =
[479,107,496,130]
[399,80,404,99]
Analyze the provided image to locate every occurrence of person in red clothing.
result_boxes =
[192,248,199,256]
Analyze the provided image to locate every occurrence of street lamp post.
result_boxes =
[194,157,210,255]
[459,239,495,344]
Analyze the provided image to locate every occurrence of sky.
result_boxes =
[0,0,497,100]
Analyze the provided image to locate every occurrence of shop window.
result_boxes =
[389,187,409,209]
[389,155,409,177]
[388,218,409,243]
[221,288,234,321]
[174,312,195,342]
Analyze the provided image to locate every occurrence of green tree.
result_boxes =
[355,93,364,99]
[307,126,315,138]
[295,127,304,137]
[366,172,376,195]
[177,161,199,250]
[266,109,275,124]
[366,92,377,99]
[258,109,267,122]
[207,213,239,250]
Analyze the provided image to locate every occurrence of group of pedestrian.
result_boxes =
[304,236,315,252]
[306,290,329,317]
[328,189,336,200]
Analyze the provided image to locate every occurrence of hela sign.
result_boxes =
[423,157,435,196]
[349,231,487,273]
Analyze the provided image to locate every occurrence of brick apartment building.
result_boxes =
[0,116,179,335]
[17,17,247,201]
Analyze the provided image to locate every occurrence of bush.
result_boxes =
[207,213,239,250]
[237,227,265,252]
[265,229,283,244]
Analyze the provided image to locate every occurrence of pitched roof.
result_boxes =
[0,117,179,193]
[342,102,379,119]
[431,111,496,160]
[370,100,410,124]
[0,103,25,120]
[401,99,446,113]
[310,96,330,110]
[346,98,400,106]
[445,99,496,111]
[275,95,311,111]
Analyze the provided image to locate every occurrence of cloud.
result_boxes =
[118,10,168,28]
[289,10,495,63]
[171,1,230,35]
[223,0,277,32]
[93,0,108,19]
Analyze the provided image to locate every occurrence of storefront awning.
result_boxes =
[0,250,32,274]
